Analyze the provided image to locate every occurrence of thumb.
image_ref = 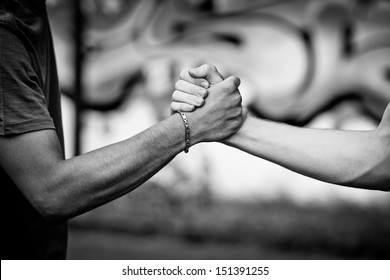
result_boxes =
[189,64,224,84]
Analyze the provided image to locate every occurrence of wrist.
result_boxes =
[175,110,206,152]
[223,114,252,147]
[177,111,191,153]
[182,111,205,146]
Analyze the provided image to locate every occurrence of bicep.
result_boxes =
[0,129,64,200]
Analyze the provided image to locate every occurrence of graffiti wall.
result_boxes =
[49,0,390,205]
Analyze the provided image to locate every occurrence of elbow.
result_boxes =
[28,166,87,224]
[30,180,72,224]
[33,193,69,224]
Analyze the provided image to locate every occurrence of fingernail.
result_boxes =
[201,81,209,88]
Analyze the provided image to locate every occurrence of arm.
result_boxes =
[0,77,244,223]
[226,109,390,191]
[173,64,390,191]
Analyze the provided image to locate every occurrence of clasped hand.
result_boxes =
[171,64,248,144]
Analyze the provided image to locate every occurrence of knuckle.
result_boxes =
[202,64,213,72]
[175,80,186,91]
[177,79,185,87]
[199,88,208,98]
[209,64,217,71]
[233,76,241,87]
[187,104,195,111]
[200,64,208,71]
[236,94,242,104]
[171,102,178,111]
[199,79,209,88]
[199,90,207,99]
[229,107,241,121]
[179,70,187,80]
[239,106,243,115]
[172,90,181,100]
[223,81,236,92]
[228,76,240,87]
[175,80,182,90]
[237,107,243,117]
[195,97,204,106]
[232,107,241,117]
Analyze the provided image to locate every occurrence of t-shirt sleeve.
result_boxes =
[0,26,55,136]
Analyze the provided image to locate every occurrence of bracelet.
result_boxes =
[177,111,190,153]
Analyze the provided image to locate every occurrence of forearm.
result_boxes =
[225,116,390,190]
[1,73,245,223]
[42,114,187,221]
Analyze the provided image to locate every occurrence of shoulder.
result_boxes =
[0,26,54,137]
[0,25,30,58]
[0,24,42,88]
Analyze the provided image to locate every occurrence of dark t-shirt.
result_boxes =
[0,0,67,259]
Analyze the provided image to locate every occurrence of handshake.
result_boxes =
[170,64,390,191]
[170,64,248,149]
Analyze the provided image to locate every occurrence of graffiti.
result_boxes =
[53,0,390,125]
[49,0,390,203]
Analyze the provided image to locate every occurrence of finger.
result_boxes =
[171,101,196,113]
[175,80,208,98]
[224,75,241,87]
[216,75,241,93]
[172,90,205,107]
[179,70,209,88]
[188,64,224,84]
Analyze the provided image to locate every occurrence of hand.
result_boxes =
[171,64,224,113]
[174,64,246,143]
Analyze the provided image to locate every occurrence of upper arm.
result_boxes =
[0,26,55,135]
[0,26,65,205]
[0,129,64,207]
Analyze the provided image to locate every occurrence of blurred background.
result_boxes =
[47,0,390,259]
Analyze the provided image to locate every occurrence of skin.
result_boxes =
[0,73,245,224]
[172,64,390,191]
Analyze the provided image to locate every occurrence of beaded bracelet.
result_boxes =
[177,111,190,153]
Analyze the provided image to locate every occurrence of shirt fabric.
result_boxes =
[0,0,67,259]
